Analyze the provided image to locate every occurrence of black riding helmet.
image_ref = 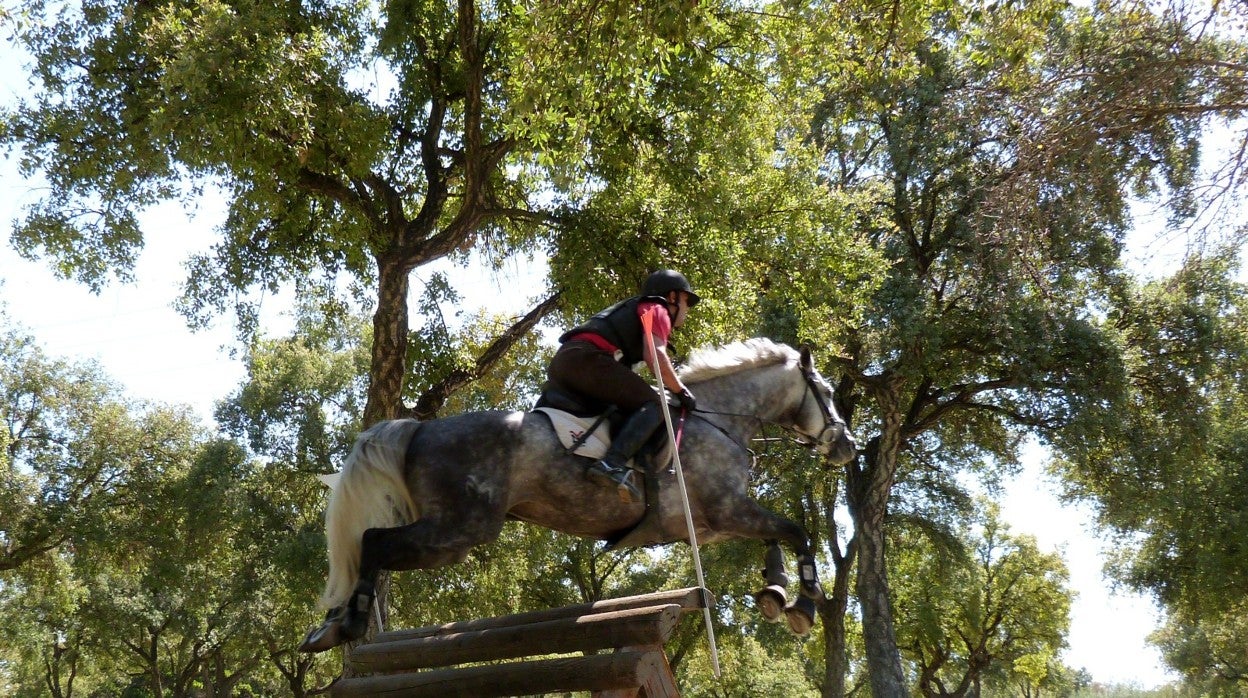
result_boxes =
[642,269,701,307]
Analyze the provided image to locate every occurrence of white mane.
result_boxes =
[678,338,799,384]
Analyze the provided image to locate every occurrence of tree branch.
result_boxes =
[904,378,1020,435]
[407,291,562,419]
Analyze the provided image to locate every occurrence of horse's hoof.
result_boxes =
[784,595,817,636]
[753,585,787,623]
[298,625,340,653]
[298,618,344,653]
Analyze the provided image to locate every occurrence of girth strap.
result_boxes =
[605,452,670,549]
[564,405,616,456]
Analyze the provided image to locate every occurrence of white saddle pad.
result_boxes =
[533,407,611,459]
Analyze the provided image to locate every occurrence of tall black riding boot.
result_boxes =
[586,402,664,503]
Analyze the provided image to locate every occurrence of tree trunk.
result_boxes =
[820,542,856,698]
[149,633,164,698]
[350,256,407,679]
[847,395,907,696]
[815,475,857,698]
[362,258,410,427]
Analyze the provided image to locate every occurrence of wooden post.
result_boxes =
[350,605,681,673]
[330,587,710,698]
[333,650,671,697]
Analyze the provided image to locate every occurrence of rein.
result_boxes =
[685,407,757,453]
[684,364,847,461]
[689,409,822,461]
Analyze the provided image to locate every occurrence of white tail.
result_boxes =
[319,420,422,609]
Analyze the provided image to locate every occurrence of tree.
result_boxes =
[0,307,356,695]
[2,0,835,430]
[891,505,1072,698]
[793,0,1248,692]
[72,437,256,697]
[0,318,321,695]
[1152,602,1248,694]
[1,325,151,573]
[0,553,99,697]
[9,1,1248,693]
[215,285,373,472]
[1054,251,1248,693]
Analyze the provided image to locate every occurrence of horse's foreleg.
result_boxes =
[754,541,789,623]
[783,551,822,636]
[705,498,817,570]
[705,500,824,635]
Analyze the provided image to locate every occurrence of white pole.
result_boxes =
[643,323,720,678]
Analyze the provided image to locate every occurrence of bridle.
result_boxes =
[794,363,849,453]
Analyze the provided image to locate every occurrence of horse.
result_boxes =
[298,338,858,653]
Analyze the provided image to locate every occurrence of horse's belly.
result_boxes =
[506,499,637,540]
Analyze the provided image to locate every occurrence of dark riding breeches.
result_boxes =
[546,340,661,413]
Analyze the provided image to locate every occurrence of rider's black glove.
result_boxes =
[677,388,697,412]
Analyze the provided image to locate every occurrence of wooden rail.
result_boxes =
[330,586,712,698]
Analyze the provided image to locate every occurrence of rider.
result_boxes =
[547,269,700,503]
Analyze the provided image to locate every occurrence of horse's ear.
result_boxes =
[800,345,813,369]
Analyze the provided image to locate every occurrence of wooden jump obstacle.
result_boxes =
[330,586,712,697]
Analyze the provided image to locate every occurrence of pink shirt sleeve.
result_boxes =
[638,300,672,346]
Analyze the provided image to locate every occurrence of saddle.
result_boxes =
[532,384,673,463]
[532,384,624,459]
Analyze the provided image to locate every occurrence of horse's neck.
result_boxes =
[694,363,796,430]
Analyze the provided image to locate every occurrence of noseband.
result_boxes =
[794,364,847,450]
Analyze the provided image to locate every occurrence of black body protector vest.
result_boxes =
[559,295,670,366]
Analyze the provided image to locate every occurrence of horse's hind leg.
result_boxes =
[300,511,505,653]
[358,513,505,579]
[307,513,504,650]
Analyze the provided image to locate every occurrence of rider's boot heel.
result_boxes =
[586,460,640,503]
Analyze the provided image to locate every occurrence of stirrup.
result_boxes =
[586,461,640,503]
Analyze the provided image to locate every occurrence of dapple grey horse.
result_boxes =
[299,338,857,652]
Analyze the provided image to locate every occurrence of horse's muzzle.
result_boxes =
[817,424,858,465]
